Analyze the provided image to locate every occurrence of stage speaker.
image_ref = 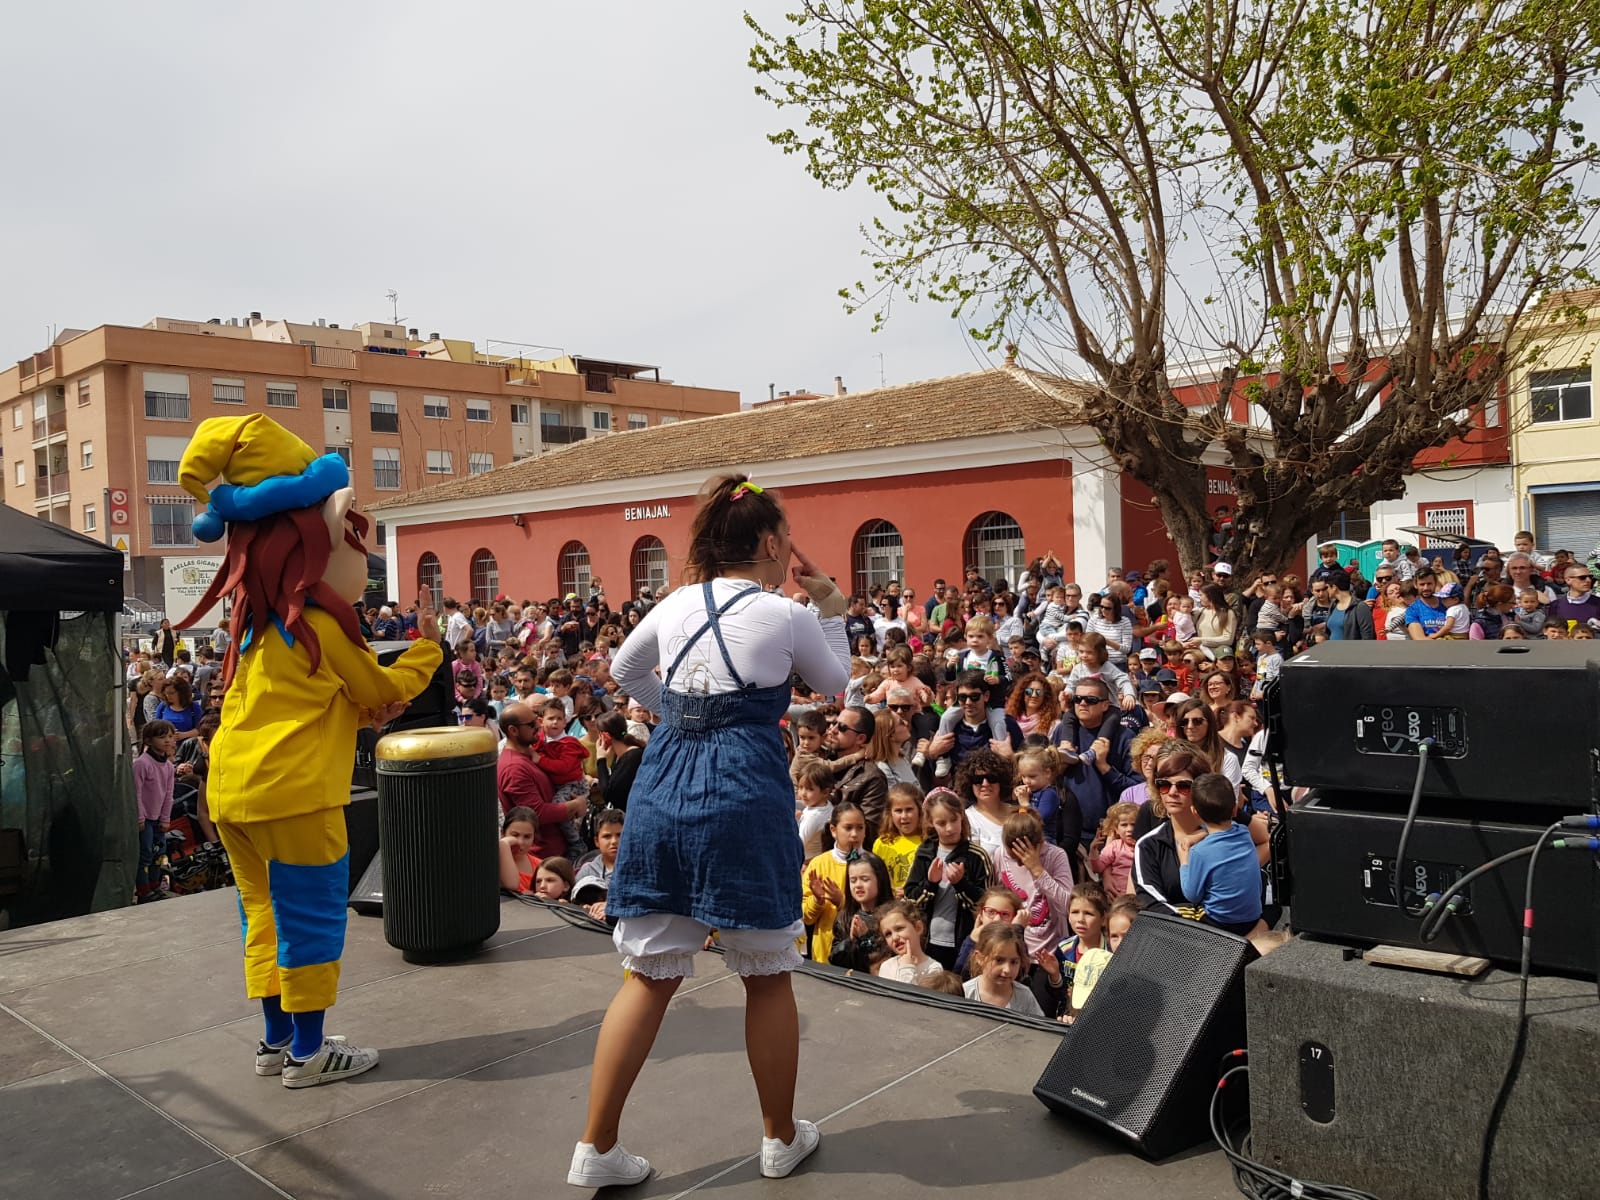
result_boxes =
[1280,641,1600,805]
[1248,934,1600,1200]
[344,787,380,898]
[349,850,384,917]
[1033,912,1256,1158]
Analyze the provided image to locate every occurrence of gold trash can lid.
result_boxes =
[376,725,498,763]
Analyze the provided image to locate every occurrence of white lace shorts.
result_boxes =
[613,914,805,980]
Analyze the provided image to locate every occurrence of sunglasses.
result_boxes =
[957,692,986,703]
[1073,695,1107,705]
[970,774,1001,786]
[887,703,914,713]
[1155,777,1195,794]
[836,723,868,736]
[1023,687,1047,697]
[1181,716,1210,727]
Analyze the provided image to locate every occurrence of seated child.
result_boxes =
[1053,882,1110,1023]
[930,617,1010,779]
[1035,587,1072,656]
[536,699,592,855]
[572,808,624,921]
[1089,801,1140,896]
[916,970,965,997]
[873,900,945,984]
[1179,773,1265,936]
[1106,894,1140,952]
[794,758,836,859]
[1167,595,1197,645]
[871,782,925,896]
[497,806,542,894]
[1437,583,1471,639]
[1513,589,1548,637]
[864,646,935,710]
[1013,745,1064,845]
[533,855,576,902]
[803,803,868,963]
[828,851,892,971]
[962,922,1045,1016]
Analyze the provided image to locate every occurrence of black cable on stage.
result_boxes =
[1417,843,1537,944]
[1392,739,1434,916]
[1209,1064,1380,1200]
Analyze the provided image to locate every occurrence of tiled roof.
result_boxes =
[370,366,1090,511]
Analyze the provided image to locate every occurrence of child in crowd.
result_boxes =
[1054,881,1109,995]
[803,802,868,963]
[871,782,925,895]
[1545,619,1568,639]
[534,856,576,901]
[930,617,1010,779]
[962,923,1045,1016]
[1012,745,1065,845]
[498,806,541,894]
[1254,584,1287,636]
[828,850,892,971]
[794,758,836,858]
[954,887,1022,976]
[865,645,935,709]
[1052,621,1086,677]
[1106,894,1140,951]
[1167,594,1198,645]
[1180,774,1265,936]
[1250,629,1282,701]
[134,720,177,903]
[874,900,945,984]
[488,680,510,719]
[1035,586,1072,656]
[1514,589,1548,637]
[903,790,990,969]
[1438,583,1471,639]
[790,709,829,772]
[536,700,592,856]
[1089,802,1140,896]
[843,656,874,708]
[573,808,623,921]
[918,971,965,996]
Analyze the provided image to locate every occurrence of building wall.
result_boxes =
[392,461,1076,606]
[1512,324,1600,497]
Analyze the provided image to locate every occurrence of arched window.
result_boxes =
[469,549,499,602]
[417,552,442,612]
[631,536,669,597]
[852,519,904,595]
[558,540,591,599]
[964,512,1026,586]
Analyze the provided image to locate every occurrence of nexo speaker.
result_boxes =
[375,725,500,962]
[1279,641,1600,804]
[1034,913,1257,1158]
[1248,934,1600,1200]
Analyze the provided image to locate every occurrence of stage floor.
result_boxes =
[0,888,1235,1199]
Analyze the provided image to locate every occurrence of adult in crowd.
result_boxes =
[1006,671,1060,737]
[1048,676,1137,846]
[572,474,848,1189]
[1404,569,1451,639]
[1323,569,1375,639]
[1470,584,1516,640]
[1132,739,1214,915]
[1504,553,1555,607]
[956,748,1017,866]
[1087,593,1134,667]
[924,669,1023,769]
[497,703,584,860]
[830,704,889,828]
[1171,697,1225,770]
[1550,562,1600,629]
[151,618,178,668]
[1121,726,1170,809]
[869,706,918,788]
[1195,583,1237,655]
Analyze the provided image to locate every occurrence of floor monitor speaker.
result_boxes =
[1034,912,1256,1158]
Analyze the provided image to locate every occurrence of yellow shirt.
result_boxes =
[801,849,850,963]
[209,610,442,825]
[872,833,923,895]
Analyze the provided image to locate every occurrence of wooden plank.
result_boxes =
[1365,943,1493,977]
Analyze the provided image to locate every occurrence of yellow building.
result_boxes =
[1511,290,1600,551]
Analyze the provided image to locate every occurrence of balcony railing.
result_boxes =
[540,424,588,444]
[34,474,68,499]
[310,345,357,371]
[31,410,66,441]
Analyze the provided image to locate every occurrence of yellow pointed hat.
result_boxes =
[179,414,349,542]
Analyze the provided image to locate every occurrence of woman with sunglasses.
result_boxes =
[1005,671,1061,737]
[1131,739,1215,916]
[956,748,1017,866]
[1170,698,1224,770]
[868,706,918,788]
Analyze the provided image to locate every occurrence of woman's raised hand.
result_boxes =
[791,544,848,619]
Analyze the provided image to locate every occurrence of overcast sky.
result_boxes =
[0,2,992,404]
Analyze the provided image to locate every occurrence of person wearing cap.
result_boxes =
[1435,581,1472,639]
[1132,646,1161,691]
[1120,674,1167,736]
[175,414,443,1089]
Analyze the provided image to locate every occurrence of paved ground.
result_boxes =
[0,888,1236,1199]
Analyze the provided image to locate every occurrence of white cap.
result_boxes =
[1167,691,1193,705]
[1213,562,1233,575]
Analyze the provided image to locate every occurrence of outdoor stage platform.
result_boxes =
[0,888,1234,1199]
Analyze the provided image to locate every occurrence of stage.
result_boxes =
[0,889,1235,1199]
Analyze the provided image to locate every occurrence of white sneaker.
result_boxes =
[257,1033,344,1077]
[911,751,926,768]
[761,1120,820,1179]
[568,1141,652,1188]
[934,757,951,778]
[281,1038,378,1088]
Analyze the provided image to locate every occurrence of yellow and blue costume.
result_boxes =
[179,416,441,1021]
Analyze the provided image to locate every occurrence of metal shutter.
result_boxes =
[1534,489,1600,552]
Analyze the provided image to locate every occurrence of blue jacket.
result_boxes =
[1049,714,1138,841]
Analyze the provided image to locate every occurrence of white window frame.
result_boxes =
[1529,368,1593,425]
[11,405,21,429]
[77,379,91,406]
[466,399,492,423]
[150,501,196,547]
[423,395,450,420]
[322,385,350,412]
[372,447,401,490]
[266,382,298,408]
[83,504,96,532]
[510,403,530,425]
[80,440,93,469]
[590,409,612,432]
[425,449,453,474]
[659,415,679,425]
[627,413,648,430]
[468,452,494,475]
[13,461,23,486]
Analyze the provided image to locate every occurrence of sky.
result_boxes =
[0,2,993,405]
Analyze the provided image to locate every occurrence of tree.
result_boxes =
[749,0,1600,576]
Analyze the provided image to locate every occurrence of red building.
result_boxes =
[372,367,1251,606]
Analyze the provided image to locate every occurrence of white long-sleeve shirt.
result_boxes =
[611,579,850,712]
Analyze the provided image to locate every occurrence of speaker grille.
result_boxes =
[1034,913,1255,1157]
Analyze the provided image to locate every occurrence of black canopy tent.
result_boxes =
[0,507,132,925]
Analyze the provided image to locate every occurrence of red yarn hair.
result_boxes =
[179,506,370,684]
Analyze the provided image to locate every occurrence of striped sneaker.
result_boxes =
[257,1033,344,1077]
[281,1038,379,1089]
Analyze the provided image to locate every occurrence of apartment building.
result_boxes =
[0,314,738,607]
[1510,291,1600,550]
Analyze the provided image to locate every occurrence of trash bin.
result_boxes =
[375,725,500,962]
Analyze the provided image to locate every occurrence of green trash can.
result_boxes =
[375,725,500,962]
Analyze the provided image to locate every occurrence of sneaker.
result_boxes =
[281,1038,379,1089]
[760,1120,820,1179]
[257,1034,343,1077]
[934,757,951,778]
[911,751,927,768]
[567,1141,652,1188]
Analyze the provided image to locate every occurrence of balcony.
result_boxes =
[34,474,68,499]
[540,424,587,445]
[310,345,357,371]
[31,410,67,442]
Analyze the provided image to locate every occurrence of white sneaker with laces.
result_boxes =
[568,1141,652,1188]
[257,1033,345,1077]
[760,1119,820,1179]
[281,1037,378,1088]
[934,757,951,778]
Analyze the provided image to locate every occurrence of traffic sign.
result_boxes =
[111,534,131,569]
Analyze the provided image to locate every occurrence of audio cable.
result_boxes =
[1392,738,1435,916]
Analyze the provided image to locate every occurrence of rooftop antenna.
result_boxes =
[385,290,406,326]
[874,352,886,387]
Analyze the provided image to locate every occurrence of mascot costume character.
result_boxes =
[176,413,442,1088]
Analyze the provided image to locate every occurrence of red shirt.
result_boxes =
[496,749,565,859]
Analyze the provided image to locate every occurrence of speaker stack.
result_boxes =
[1032,641,1600,1196]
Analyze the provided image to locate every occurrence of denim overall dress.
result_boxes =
[608,582,801,931]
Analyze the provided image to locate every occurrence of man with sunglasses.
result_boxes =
[497,702,587,860]
[827,704,888,828]
[1048,677,1137,846]
[922,671,1022,783]
[1549,562,1600,630]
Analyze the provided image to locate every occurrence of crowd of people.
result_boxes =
[126,527,1596,1013]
